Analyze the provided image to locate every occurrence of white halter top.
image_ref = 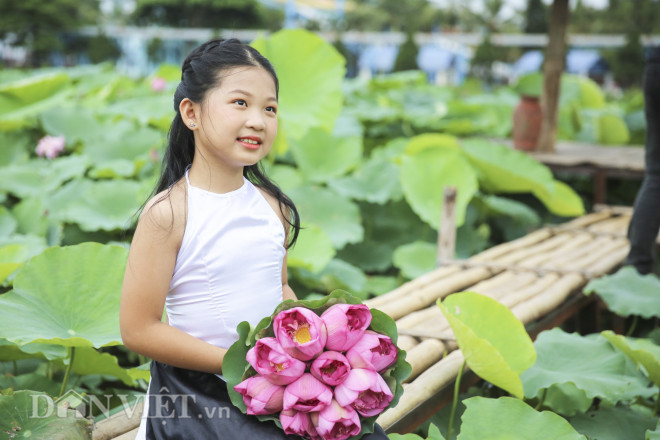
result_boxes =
[166,170,286,349]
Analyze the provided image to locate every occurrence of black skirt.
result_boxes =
[144,361,390,440]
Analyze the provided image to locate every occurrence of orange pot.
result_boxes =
[512,95,542,151]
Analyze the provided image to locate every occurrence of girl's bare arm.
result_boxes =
[119,187,226,374]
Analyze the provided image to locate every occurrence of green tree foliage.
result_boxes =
[393,32,419,72]
[344,0,432,32]
[524,0,548,33]
[131,0,282,29]
[570,0,660,33]
[605,30,645,88]
[0,0,100,66]
[470,34,502,83]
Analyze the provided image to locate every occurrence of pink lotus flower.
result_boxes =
[233,375,284,415]
[35,135,65,159]
[345,330,397,373]
[283,373,333,413]
[246,337,306,385]
[334,368,393,417]
[280,409,321,439]
[274,307,327,361]
[310,351,351,386]
[321,303,372,352]
[311,399,361,440]
[150,76,167,92]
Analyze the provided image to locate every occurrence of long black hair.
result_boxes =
[151,38,300,248]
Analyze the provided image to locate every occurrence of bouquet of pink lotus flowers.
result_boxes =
[225,290,411,440]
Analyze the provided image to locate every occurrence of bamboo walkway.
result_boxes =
[92,207,640,439]
[369,206,637,433]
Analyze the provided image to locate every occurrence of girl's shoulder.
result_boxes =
[138,179,188,245]
[255,186,287,226]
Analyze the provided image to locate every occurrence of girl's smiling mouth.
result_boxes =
[238,136,262,150]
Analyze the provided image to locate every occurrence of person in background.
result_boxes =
[624,45,660,275]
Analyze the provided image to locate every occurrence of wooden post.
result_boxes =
[536,0,569,153]
[437,187,457,267]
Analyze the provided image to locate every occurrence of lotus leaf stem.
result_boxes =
[447,359,467,440]
[534,388,547,410]
[625,315,638,337]
[59,346,76,398]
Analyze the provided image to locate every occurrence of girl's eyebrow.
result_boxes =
[229,89,277,102]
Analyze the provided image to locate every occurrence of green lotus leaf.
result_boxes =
[569,406,658,440]
[54,347,137,387]
[404,133,460,155]
[602,330,660,386]
[328,153,402,204]
[0,372,61,396]
[538,382,593,417]
[88,160,137,179]
[584,266,660,318]
[288,186,363,249]
[521,328,657,413]
[12,197,48,236]
[0,243,128,347]
[338,241,393,272]
[289,128,362,183]
[400,141,478,229]
[393,241,437,279]
[458,396,586,440]
[0,87,73,131]
[47,179,145,231]
[40,106,104,144]
[0,206,17,237]
[0,390,92,440]
[364,275,399,297]
[532,180,585,217]
[0,338,67,362]
[0,130,30,166]
[648,420,660,440]
[264,164,304,191]
[460,138,555,195]
[514,72,543,98]
[318,258,368,298]
[102,94,174,128]
[0,72,69,112]
[0,244,30,284]
[287,223,335,273]
[0,235,48,264]
[0,156,89,198]
[251,29,345,143]
[572,74,606,109]
[438,292,536,399]
[597,113,630,145]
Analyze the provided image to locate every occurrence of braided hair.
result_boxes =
[151,39,300,248]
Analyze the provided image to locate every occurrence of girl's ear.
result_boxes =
[180,98,198,128]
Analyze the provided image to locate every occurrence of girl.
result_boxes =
[120,39,389,439]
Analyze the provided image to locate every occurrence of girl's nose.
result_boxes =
[245,111,266,130]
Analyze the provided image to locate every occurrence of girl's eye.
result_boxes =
[233,99,247,106]
[266,106,277,114]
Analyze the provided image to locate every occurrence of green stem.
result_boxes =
[655,390,660,417]
[12,360,18,376]
[447,359,467,440]
[59,347,76,398]
[626,315,639,337]
[534,388,548,410]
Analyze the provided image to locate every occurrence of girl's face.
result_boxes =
[193,66,278,172]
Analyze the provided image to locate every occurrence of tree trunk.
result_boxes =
[536,0,570,153]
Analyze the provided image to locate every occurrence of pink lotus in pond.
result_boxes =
[233,375,285,415]
[35,135,65,159]
[283,373,333,413]
[345,330,397,373]
[246,337,306,385]
[310,351,351,386]
[150,76,167,92]
[311,399,361,440]
[334,368,393,417]
[321,303,372,352]
[274,307,327,361]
